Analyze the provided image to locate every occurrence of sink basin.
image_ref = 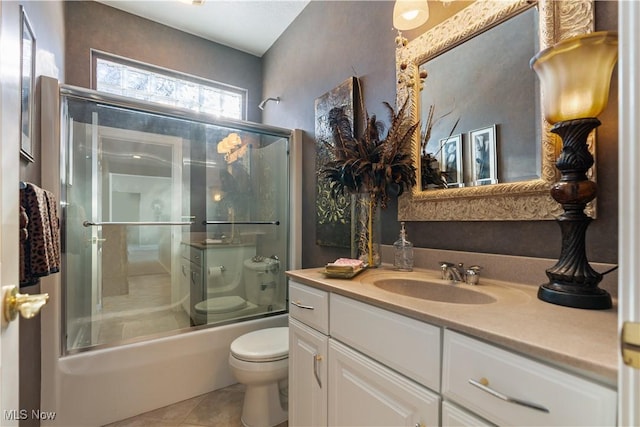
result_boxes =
[372,278,497,305]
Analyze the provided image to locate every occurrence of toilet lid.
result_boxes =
[194,296,247,314]
[230,327,289,362]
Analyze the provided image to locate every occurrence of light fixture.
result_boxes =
[393,0,429,31]
[530,31,618,310]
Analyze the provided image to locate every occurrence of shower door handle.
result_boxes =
[83,221,194,227]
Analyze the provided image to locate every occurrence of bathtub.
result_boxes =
[38,79,302,426]
[40,275,287,427]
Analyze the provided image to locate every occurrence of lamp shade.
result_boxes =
[393,0,429,31]
[530,31,618,124]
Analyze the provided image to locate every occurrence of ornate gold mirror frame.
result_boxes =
[396,0,595,221]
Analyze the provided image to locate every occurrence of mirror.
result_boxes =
[396,0,595,221]
[420,7,539,189]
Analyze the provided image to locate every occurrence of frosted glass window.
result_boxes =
[95,55,245,120]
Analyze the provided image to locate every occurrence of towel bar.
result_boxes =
[82,221,193,227]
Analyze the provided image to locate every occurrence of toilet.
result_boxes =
[229,327,289,427]
[193,255,280,324]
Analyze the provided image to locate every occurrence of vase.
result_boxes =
[351,192,381,267]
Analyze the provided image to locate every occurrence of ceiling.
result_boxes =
[96,0,310,57]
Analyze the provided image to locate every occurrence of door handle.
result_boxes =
[3,285,49,322]
[313,353,322,388]
[468,378,549,413]
[622,321,640,369]
[291,301,314,310]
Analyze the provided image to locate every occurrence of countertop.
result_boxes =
[286,265,618,387]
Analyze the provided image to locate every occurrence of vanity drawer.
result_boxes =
[289,281,329,334]
[330,293,441,391]
[442,330,616,426]
[181,244,203,266]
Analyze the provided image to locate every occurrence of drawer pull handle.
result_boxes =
[292,301,314,310]
[469,378,549,413]
[313,354,322,388]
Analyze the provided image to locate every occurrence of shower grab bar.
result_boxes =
[83,220,194,227]
[203,220,280,226]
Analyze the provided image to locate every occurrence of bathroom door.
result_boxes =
[0,145,21,423]
[0,0,25,422]
[619,1,640,424]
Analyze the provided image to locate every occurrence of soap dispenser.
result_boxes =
[393,222,414,271]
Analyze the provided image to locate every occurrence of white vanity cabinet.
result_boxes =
[329,293,441,391]
[328,338,440,426]
[288,279,616,427]
[289,318,328,426]
[180,243,203,324]
[442,330,617,426]
[328,294,441,426]
[441,401,494,427]
[288,281,330,427]
[288,281,440,427]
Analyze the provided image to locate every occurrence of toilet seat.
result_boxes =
[194,295,247,314]
[230,327,289,362]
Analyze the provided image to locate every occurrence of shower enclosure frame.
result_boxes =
[39,76,302,426]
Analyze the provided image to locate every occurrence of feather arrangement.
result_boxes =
[321,98,418,209]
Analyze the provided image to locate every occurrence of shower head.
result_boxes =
[258,96,280,110]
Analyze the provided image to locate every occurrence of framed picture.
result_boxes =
[314,76,359,248]
[470,125,498,186]
[438,134,463,187]
[20,6,36,162]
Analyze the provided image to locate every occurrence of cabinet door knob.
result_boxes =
[468,378,549,413]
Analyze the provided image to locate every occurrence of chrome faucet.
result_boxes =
[439,262,482,284]
[440,262,465,282]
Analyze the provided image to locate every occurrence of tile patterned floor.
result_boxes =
[102,383,288,427]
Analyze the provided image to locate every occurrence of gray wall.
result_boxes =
[12,1,619,424]
[262,0,619,268]
[64,1,264,123]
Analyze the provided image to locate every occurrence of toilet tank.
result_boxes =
[243,257,280,306]
[205,244,256,296]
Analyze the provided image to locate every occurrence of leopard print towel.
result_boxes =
[20,183,60,286]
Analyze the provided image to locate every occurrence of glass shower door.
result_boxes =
[63,98,192,352]
[61,87,292,354]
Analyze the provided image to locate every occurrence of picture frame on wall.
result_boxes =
[20,6,36,162]
[314,76,359,248]
[438,134,463,187]
[470,125,498,186]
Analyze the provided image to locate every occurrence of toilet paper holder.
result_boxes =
[208,265,226,277]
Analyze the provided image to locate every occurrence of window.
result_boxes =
[93,51,246,120]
